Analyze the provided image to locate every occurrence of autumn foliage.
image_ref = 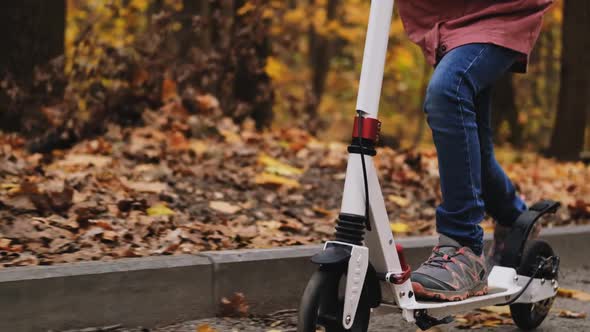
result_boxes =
[1,1,590,269]
[1,101,589,267]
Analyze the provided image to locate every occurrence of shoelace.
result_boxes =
[423,245,461,268]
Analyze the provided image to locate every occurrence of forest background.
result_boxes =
[1,1,590,267]
[1,0,588,158]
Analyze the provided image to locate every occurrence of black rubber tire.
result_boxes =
[510,240,557,330]
[297,268,371,332]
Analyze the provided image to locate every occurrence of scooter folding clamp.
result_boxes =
[352,115,381,143]
[378,243,412,284]
[383,268,411,285]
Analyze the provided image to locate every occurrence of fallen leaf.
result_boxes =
[478,306,511,315]
[219,129,242,144]
[0,183,20,193]
[390,222,410,233]
[255,173,300,188]
[0,195,36,211]
[558,310,587,319]
[455,310,513,329]
[388,194,410,207]
[21,180,74,213]
[196,94,220,111]
[0,238,12,249]
[558,288,590,301]
[57,154,112,168]
[312,206,335,216]
[481,220,495,234]
[237,2,256,16]
[219,292,249,318]
[122,179,168,193]
[189,140,208,156]
[101,231,118,242]
[161,77,178,102]
[147,204,176,216]
[258,153,303,176]
[209,201,242,214]
[168,131,189,151]
[196,323,218,332]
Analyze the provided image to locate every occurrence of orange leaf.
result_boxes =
[196,324,218,332]
[557,288,590,301]
[161,78,178,102]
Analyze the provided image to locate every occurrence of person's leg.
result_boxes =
[475,89,529,268]
[475,89,527,226]
[425,43,519,255]
[411,43,519,301]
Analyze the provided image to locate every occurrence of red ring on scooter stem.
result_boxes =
[352,116,381,143]
[387,244,412,284]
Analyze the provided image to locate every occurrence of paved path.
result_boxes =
[148,266,590,332]
[65,266,590,332]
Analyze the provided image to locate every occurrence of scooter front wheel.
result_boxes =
[297,268,371,332]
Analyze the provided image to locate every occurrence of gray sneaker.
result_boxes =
[411,235,488,301]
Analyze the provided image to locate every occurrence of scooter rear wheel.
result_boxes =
[297,268,371,332]
[510,240,557,330]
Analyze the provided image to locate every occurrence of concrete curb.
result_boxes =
[2,225,589,331]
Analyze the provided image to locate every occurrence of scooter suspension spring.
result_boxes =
[334,213,366,245]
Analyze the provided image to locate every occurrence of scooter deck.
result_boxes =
[401,267,522,314]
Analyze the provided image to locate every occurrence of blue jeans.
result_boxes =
[425,43,527,255]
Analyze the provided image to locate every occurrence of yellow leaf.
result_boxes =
[131,0,149,11]
[237,2,256,16]
[478,306,511,315]
[557,288,590,301]
[481,220,495,234]
[264,57,285,81]
[196,324,218,332]
[209,201,242,214]
[1,183,19,190]
[390,222,410,233]
[387,194,410,207]
[218,129,242,144]
[255,173,300,188]
[258,154,303,176]
[189,140,208,156]
[1,183,20,194]
[147,204,175,216]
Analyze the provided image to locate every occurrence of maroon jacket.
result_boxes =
[397,0,553,72]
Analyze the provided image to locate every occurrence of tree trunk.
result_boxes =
[0,1,66,84]
[0,0,66,132]
[305,0,339,132]
[232,0,274,129]
[547,0,590,160]
[492,73,523,147]
[179,0,211,54]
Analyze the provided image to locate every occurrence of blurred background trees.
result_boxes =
[0,0,588,160]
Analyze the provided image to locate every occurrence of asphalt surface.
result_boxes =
[57,266,589,332]
[105,266,590,332]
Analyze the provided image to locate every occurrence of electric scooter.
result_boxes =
[297,1,561,331]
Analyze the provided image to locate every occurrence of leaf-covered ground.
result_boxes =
[1,101,589,268]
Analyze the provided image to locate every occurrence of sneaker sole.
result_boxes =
[412,281,489,302]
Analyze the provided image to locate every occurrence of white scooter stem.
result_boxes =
[339,1,413,329]
[355,0,395,119]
